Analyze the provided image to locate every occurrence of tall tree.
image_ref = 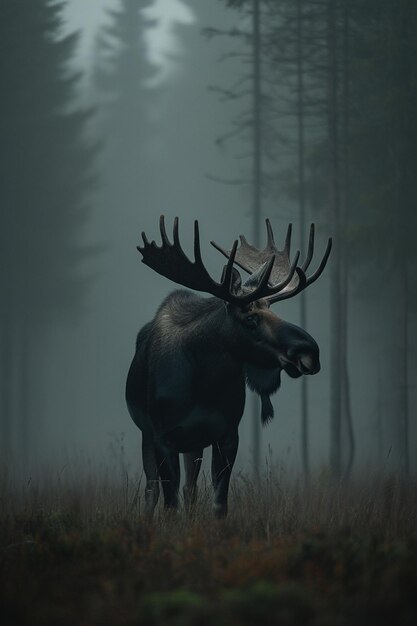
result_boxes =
[326,0,344,479]
[250,0,263,474]
[347,0,417,474]
[266,0,316,479]
[295,0,310,479]
[93,0,157,212]
[0,0,95,464]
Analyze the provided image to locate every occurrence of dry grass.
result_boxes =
[1,465,417,625]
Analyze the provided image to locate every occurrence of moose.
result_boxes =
[126,216,331,517]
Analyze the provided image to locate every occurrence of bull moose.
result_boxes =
[126,216,331,517]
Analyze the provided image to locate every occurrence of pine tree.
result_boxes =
[93,0,157,216]
[0,0,95,463]
[346,0,417,474]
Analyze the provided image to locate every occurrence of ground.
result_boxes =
[1,468,416,625]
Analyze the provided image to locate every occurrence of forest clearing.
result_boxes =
[1,468,416,625]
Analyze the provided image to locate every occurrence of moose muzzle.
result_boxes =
[275,322,321,378]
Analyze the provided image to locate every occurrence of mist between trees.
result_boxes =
[0,0,416,480]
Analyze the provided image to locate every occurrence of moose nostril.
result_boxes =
[299,354,320,374]
[300,354,314,371]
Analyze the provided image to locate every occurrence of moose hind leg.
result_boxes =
[183,449,203,512]
[211,431,239,518]
[142,435,160,517]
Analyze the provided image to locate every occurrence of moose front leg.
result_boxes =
[155,443,180,511]
[183,449,203,512]
[211,431,239,518]
[142,434,160,517]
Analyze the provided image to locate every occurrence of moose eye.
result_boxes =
[245,314,259,329]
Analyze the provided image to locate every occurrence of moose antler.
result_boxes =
[137,216,301,306]
[211,220,332,303]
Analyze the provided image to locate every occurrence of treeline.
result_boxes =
[222,0,417,475]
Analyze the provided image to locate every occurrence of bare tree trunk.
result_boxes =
[0,307,15,464]
[18,319,31,471]
[340,0,355,479]
[376,361,384,466]
[296,0,309,480]
[0,322,12,460]
[396,4,411,478]
[327,0,342,479]
[398,266,409,476]
[251,0,262,475]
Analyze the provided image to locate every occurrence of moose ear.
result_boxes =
[221,265,242,294]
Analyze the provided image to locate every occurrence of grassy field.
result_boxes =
[1,466,416,625]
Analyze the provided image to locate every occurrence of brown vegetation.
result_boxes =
[1,467,416,625]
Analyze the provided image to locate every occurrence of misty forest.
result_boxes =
[1,0,416,624]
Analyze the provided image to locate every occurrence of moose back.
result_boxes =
[126,217,331,517]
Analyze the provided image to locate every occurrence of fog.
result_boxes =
[1,0,416,481]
